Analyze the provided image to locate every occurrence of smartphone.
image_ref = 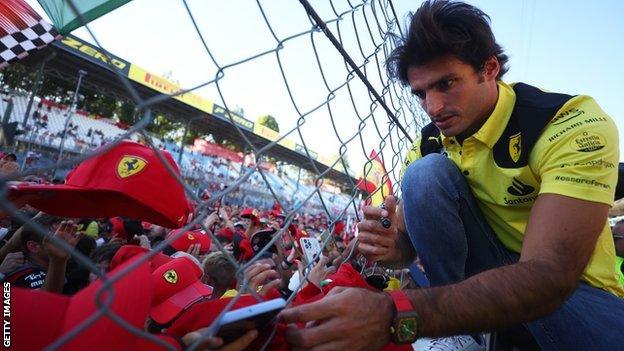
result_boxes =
[299,237,322,266]
[216,298,286,343]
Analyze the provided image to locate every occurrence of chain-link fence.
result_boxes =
[0,0,429,349]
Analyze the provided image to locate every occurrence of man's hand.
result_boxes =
[0,252,25,274]
[279,287,394,350]
[137,234,151,249]
[182,328,258,351]
[203,211,221,231]
[358,196,412,267]
[305,256,336,288]
[44,220,83,262]
[186,243,202,259]
[244,262,280,296]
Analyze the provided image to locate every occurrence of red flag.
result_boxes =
[356,150,393,206]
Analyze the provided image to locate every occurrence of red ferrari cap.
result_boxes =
[271,209,285,219]
[110,216,129,240]
[165,295,259,338]
[8,141,190,228]
[216,227,234,242]
[166,229,212,254]
[109,245,172,273]
[240,207,259,218]
[13,255,154,351]
[150,257,213,324]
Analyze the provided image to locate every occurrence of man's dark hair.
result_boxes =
[387,0,509,85]
[20,214,63,249]
[90,242,122,265]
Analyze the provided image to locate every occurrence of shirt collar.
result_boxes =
[471,81,516,148]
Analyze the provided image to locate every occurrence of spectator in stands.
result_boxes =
[0,153,19,175]
[281,1,624,350]
[32,109,41,123]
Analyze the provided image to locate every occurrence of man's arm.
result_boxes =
[42,221,82,293]
[403,193,606,335]
[42,256,68,293]
[280,193,608,348]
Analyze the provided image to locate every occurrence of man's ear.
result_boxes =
[481,56,500,82]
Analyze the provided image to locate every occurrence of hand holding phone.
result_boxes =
[215,298,286,344]
[299,237,322,266]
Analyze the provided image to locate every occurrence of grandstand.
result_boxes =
[0,90,359,219]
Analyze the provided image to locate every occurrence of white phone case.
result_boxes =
[299,237,322,265]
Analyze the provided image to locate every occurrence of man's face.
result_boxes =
[407,56,499,139]
[89,259,111,282]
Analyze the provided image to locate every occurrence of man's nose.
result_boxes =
[424,93,444,118]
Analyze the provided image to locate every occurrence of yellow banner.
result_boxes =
[128,65,213,114]
[253,123,279,142]
[253,124,297,151]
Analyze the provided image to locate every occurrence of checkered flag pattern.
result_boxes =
[0,0,61,69]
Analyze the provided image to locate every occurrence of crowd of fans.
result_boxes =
[0,140,417,351]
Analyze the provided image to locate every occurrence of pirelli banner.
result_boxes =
[128,65,213,115]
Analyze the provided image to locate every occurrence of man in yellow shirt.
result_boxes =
[280,1,624,350]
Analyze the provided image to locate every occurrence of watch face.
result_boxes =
[397,317,418,343]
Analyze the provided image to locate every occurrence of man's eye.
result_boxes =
[440,79,455,90]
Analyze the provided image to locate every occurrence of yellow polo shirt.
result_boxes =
[402,82,624,296]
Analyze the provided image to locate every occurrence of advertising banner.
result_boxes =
[56,35,130,74]
[211,104,254,131]
[128,64,213,113]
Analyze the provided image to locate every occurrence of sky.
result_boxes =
[23,0,624,175]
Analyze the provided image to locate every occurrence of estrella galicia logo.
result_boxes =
[507,177,535,196]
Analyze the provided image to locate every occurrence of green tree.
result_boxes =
[0,62,34,92]
[148,114,183,139]
[115,101,136,124]
[257,114,279,133]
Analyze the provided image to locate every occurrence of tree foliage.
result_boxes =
[257,114,279,133]
[0,63,205,144]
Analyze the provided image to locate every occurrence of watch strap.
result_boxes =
[390,290,413,311]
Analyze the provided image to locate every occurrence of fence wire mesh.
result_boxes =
[0,0,430,349]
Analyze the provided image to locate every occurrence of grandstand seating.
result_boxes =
[0,92,357,219]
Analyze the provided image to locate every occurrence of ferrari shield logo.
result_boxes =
[509,133,521,163]
[163,269,178,284]
[117,156,147,178]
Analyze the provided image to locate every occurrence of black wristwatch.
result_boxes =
[389,291,420,344]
